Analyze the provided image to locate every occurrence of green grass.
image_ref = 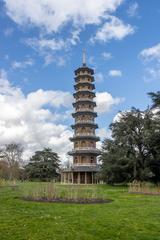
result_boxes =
[0,182,160,240]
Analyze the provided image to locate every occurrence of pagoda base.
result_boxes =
[61,169,98,184]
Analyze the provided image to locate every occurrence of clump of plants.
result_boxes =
[0,178,17,187]
[129,181,160,195]
[22,182,111,204]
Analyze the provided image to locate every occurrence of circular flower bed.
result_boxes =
[23,197,112,204]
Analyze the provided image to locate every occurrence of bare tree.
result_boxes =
[0,143,23,180]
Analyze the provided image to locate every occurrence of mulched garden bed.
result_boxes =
[22,197,112,204]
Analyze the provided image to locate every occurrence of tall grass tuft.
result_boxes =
[0,178,17,187]
[129,181,160,195]
[22,182,109,203]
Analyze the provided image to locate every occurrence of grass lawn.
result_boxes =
[0,183,160,240]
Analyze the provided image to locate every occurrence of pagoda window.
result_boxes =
[81,141,86,147]
[81,156,85,163]
[91,156,94,163]
[90,141,94,147]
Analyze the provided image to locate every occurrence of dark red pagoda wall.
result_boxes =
[75,115,94,122]
[74,140,96,148]
[77,77,92,83]
[76,104,94,111]
[77,85,93,91]
[75,94,93,100]
[73,156,96,164]
[75,126,95,135]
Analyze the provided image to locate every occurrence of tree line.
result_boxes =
[100,91,160,184]
[0,146,60,181]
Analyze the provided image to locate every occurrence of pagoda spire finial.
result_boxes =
[82,49,86,66]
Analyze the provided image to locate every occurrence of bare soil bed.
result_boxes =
[22,196,112,204]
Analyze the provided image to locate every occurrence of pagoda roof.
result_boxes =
[73,90,96,97]
[71,122,98,129]
[61,165,100,173]
[74,82,95,90]
[73,100,96,107]
[70,135,100,142]
[72,111,97,117]
[68,148,101,156]
[75,66,94,75]
[74,75,94,82]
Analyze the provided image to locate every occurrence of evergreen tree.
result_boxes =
[25,148,60,181]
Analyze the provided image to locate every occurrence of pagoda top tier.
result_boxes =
[74,66,94,76]
[74,49,94,75]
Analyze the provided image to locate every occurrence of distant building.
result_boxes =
[61,51,100,184]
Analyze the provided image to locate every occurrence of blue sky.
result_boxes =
[0,0,160,162]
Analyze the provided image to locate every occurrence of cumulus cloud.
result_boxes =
[139,43,160,62]
[11,58,34,69]
[97,128,111,139]
[143,67,160,82]
[4,0,123,33]
[139,43,160,82]
[0,69,123,162]
[25,38,66,52]
[91,16,134,43]
[0,69,73,162]
[127,2,139,17]
[3,0,131,54]
[108,69,122,77]
[101,52,113,60]
[95,92,124,114]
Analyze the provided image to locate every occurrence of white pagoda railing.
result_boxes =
[74,98,93,102]
[74,147,99,151]
[74,133,95,136]
[75,120,94,124]
[73,163,97,166]
[76,108,94,112]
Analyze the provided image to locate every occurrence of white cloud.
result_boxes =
[44,54,66,67]
[143,67,160,82]
[0,69,124,162]
[139,43,160,62]
[101,52,112,60]
[97,128,111,139]
[25,38,66,52]
[113,111,123,122]
[96,128,112,149]
[127,2,139,17]
[91,16,134,43]
[11,58,34,69]
[4,0,124,33]
[108,69,122,77]
[95,92,124,114]
[139,43,160,82]
[95,72,104,83]
[0,69,73,162]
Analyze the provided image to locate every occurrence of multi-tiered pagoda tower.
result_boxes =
[61,51,100,184]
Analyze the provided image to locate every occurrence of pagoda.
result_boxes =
[61,51,100,184]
